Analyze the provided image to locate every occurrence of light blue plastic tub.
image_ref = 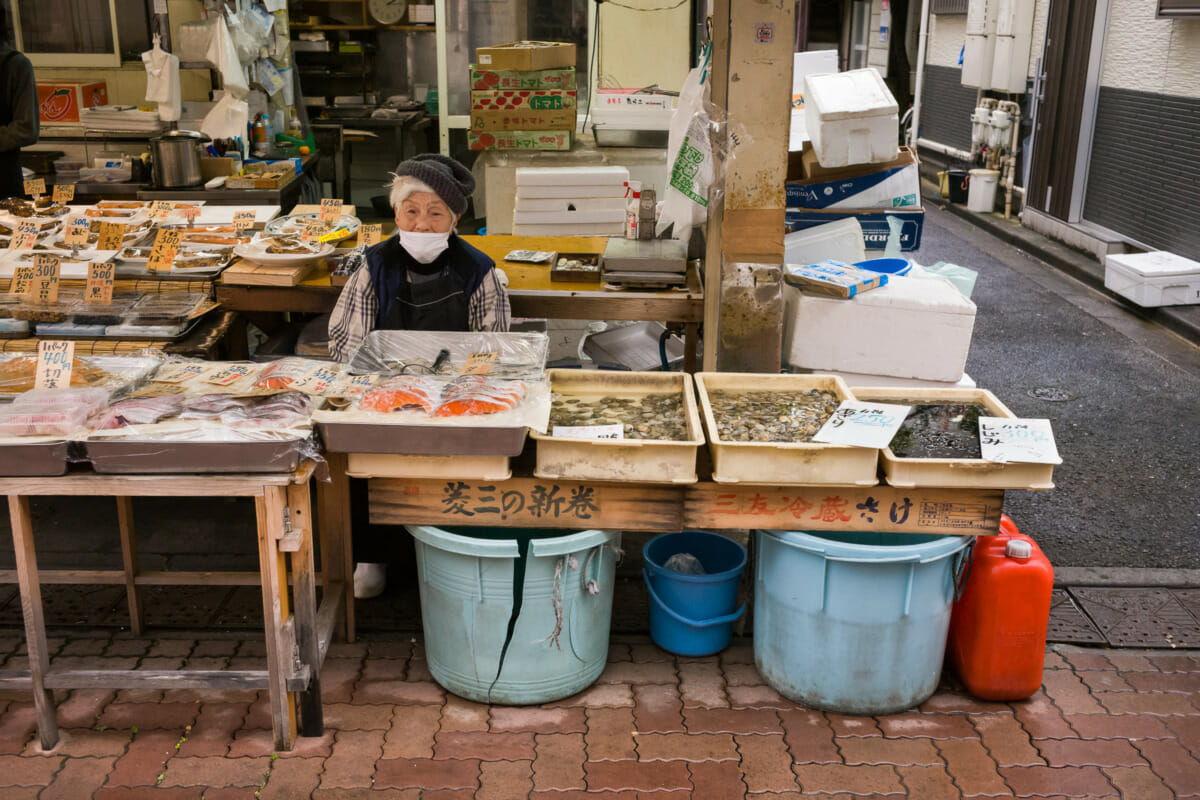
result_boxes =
[643,531,747,656]
[754,529,971,715]
[409,525,620,705]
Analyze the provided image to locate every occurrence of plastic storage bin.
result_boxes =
[804,69,899,168]
[1104,250,1200,307]
[642,531,746,656]
[784,217,866,266]
[410,525,620,704]
[967,169,1000,212]
[754,529,971,714]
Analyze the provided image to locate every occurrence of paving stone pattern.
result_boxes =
[0,633,1198,797]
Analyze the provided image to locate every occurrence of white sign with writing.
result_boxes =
[812,401,912,449]
[978,417,1062,464]
[552,424,624,440]
[35,340,74,390]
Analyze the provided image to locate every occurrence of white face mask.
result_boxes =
[397,229,451,264]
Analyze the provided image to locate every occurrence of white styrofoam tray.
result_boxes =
[515,166,630,186]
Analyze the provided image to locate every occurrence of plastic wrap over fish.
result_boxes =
[346,330,549,381]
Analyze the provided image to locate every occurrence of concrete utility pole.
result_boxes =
[704,0,794,372]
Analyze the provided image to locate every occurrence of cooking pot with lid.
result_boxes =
[151,130,211,188]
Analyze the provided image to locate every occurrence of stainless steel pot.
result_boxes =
[151,130,211,188]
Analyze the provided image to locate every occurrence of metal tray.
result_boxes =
[318,420,527,456]
[582,322,685,371]
[0,441,69,476]
[85,438,304,474]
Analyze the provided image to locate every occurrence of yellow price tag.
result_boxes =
[147,228,181,272]
[150,200,173,220]
[319,198,343,224]
[85,261,116,305]
[233,210,256,231]
[459,352,498,376]
[359,223,382,247]
[9,221,38,250]
[64,217,91,247]
[32,254,61,304]
[11,265,35,297]
[181,206,202,225]
[35,340,74,390]
[23,178,45,198]
[52,183,74,203]
[98,222,125,252]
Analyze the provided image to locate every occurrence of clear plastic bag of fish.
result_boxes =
[504,249,556,265]
[347,330,549,381]
[664,552,707,575]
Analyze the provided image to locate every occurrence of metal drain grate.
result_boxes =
[1070,587,1200,648]
[1028,387,1075,402]
[1047,589,1105,644]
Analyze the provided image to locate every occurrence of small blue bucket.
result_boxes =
[854,257,912,276]
[643,531,747,656]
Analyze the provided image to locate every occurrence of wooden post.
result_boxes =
[8,496,58,750]
[115,496,144,636]
[318,453,355,643]
[256,488,297,751]
[287,481,324,738]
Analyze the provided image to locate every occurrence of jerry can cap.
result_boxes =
[1005,539,1032,559]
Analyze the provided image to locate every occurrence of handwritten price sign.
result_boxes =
[979,417,1062,465]
[150,200,174,220]
[459,352,498,376]
[35,340,74,390]
[98,222,125,252]
[23,178,45,198]
[180,206,202,225]
[319,199,343,224]
[11,265,35,297]
[85,261,116,305]
[152,362,214,384]
[813,401,912,449]
[233,210,256,231]
[205,363,254,386]
[9,221,39,250]
[147,228,181,272]
[52,183,74,203]
[31,254,61,304]
[359,223,382,247]
[299,218,325,242]
[64,217,91,247]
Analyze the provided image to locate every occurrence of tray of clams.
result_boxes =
[532,369,705,484]
[695,372,879,486]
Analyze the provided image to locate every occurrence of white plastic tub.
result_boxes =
[783,217,866,266]
[967,169,1000,213]
[804,69,899,168]
[1104,251,1200,307]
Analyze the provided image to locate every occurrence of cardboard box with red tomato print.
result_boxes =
[470,66,576,91]
[470,90,576,131]
[36,81,108,124]
[468,131,572,151]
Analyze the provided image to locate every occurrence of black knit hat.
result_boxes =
[393,154,475,216]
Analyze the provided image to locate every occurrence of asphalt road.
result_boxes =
[912,203,1200,568]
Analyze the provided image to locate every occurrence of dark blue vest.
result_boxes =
[365,233,495,330]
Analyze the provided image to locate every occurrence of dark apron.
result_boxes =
[381,265,470,332]
[0,52,24,198]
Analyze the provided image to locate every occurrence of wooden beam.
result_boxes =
[43,669,269,691]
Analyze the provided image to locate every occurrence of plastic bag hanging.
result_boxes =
[141,34,181,123]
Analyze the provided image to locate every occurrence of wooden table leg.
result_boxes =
[115,496,144,636]
[256,487,297,751]
[7,495,58,750]
[287,481,324,738]
[684,322,699,373]
[318,453,355,643]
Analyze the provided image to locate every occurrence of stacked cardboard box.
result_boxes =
[468,42,578,152]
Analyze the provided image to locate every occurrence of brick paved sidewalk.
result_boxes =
[0,631,1197,798]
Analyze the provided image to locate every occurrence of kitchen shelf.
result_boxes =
[290,23,374,30]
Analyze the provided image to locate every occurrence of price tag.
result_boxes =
[290,364,340,395]
[459,351,498,376]
[52,183,74,203]
[339,373,379,397]
[181,205,202,225]
[359,223,382,247]
[35,340,74,390]
[98,221,125,251]
[553,424,624,440]
[233,210,256,231]
[11,265,35,296]
[152,362,214,384]
[812,401,912,449]
[978,417,1062,465]
[31,254,61,304]
[146,228,181,272]
[9,221,39,250]
[150,200,174,220]
[64,217,91,247]
[126,381,185,398]
[85,261,116,305]
[23,178,45,198]
[319,198,343,224]
[299,217,326,242]
[205,363,255,386]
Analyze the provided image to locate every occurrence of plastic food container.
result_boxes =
[126,292,205,326]
[12,300,79,324]
[69,297,135,326]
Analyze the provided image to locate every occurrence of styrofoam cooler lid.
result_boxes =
[834,273,977,316]
[515,166,631,186]
[1105,251,1200,278]
[804,69,899,121]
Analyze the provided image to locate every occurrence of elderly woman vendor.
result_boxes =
[328,153,510,362]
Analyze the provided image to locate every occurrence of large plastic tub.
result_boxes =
[754,529,971,714]
[410,525,620,705]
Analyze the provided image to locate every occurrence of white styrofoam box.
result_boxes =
[818,369,977,389]
[789,50,840,150]
[962,34,995,89]
[514,184,629,200]
[512,207,625,225]
[783,274,977,382]
[514,196,627,213]
[591,107,674,131]
[1104,251,1200,307]
[804,69,899,168]
[515,166,630,187]
[512,221,624,237]
[784,217,866,266]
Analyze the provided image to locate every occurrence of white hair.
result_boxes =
[389,174,441,210]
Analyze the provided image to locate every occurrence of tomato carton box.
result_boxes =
[36,81,108,124]
[468,130,573,151]
[470,90,576,112]
[470,66,576,91]
[475,41,576,71]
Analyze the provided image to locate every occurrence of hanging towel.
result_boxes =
[142,37,181,122]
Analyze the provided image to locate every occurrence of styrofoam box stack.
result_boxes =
[1104,251,1200,307]
[513,166,629,236]
[804,69,899,169]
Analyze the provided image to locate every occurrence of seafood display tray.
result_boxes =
[531,370,704,484]
[40,316,201,342]
[695,372,879,486]
[854,386,1056,490]
[346,452,512,481]
[0,442,70,476]
[84,439,305,474]
[318,421,528,456]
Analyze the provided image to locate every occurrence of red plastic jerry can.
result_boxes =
[948,514,1054,701]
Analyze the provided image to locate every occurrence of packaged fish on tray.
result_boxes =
[253,357,332,392]
[347,330,549,381]
[0,353,158,398]
[0,387,111,437]
[126,292,207,326]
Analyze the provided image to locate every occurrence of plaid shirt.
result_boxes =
[328,243,511,362]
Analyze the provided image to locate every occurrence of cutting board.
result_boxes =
[221,259,317,287]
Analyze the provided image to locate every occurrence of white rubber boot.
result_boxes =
[353,562,387,599]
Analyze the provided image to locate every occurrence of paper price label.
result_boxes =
[152,362,214,384]
[319,198,343,224]
[98,222,125,251]
[291,365,340,395]
[299,218,325,242]
[32,254,61,304]
[553,424,624,440]
[979,417,1062,465]
[337,373,379,397]
[85,262,116,305]
[52,183,74,203]
[181,206,202,224]
[64,217,90,247]
[359,223,382,247]
[35,340,74,390]
[233,210,256,231]
[459,351,498,376]
[812,401,912,449]
[23,178,45,197]
[11,265,35,296]
[9,221,39,250]
[147,228,181,272]
[205,363,254,386]
[150,200,174,220]
[127,382,185,398]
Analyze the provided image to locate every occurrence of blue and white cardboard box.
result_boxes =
[785,207,925,252]
[786,147,921,209]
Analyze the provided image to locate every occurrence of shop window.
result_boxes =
[1157,0,1200,16]
[12,0,129,67]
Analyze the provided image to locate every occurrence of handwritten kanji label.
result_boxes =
[35,340,74,389]
[9,221,38,250]
[52,183,74,203]
[338,373,379,397]
[85,261,116,305]
[204,363,254,386]
[978,417,1061,465]
[459,352,498,376]
[23,178,45,197]
[359,223,382,247]
[146,228,181,272]
[97,222,125,252]
[180,206,202,225]
[319,199,343,224]
[152,362,214,384]
[299,218,325,242]
[232,210,256,231]
[31,254,61,304]
[290,364,340,395]
[150,200,174,220]
[552,424,623,440]
[126,382,185,398]
[813,401,911,449]
[64,217,90,247]
[11,265,35,296]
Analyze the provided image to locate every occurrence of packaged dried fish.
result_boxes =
[434,376,527,417]
[93,394,184,429]
[359,375,441,414]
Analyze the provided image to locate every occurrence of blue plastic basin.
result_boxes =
[643,531,746,656]
[854,257,912,276]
